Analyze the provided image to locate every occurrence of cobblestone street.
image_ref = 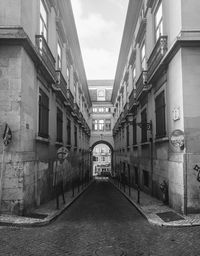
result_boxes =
[0,180,200,256]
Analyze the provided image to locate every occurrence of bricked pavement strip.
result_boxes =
[0,179,200,255]
[110,178,200,227]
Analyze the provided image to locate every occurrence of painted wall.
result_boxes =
[182,47,200,213]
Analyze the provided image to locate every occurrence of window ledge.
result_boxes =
[133,144,138,148]
[154,137,169,144]
[36,136,50,144]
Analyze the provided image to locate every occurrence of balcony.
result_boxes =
[123,102,129,119]
[74,103,80,119]
[147,36,168,82]
[129,89,138,111]
[35,35,56,81]
[54,70,68,101]
[136,71,149,100]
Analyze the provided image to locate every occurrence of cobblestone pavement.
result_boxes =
[1,180,200,256]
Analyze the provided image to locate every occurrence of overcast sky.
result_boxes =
[71,0,129,80]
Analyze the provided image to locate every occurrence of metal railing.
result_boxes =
[147,36,168,81]
[35,35,56,79]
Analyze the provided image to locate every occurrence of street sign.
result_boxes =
[57,146,69,159]
[170,129,184,152]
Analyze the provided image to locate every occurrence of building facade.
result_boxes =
[89,80,114,149]
[112,0,200,214]
[0,0,91,214]
[93,144,111,176]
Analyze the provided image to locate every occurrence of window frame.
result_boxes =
[57,41,62,70]
[141,42,146,70]
[40,0,48,41]
[141,108,147,143]
[155,1,163,42]
[56,107,63,143]
[38,88,49,138]
[155,90,166,138]
[105,119,111,131]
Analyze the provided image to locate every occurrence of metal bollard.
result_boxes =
[137,185,140,204]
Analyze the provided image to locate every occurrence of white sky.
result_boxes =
[71,0,129,80]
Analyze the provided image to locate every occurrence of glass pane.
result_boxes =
[155,2,162,27]
[40,0,47,25]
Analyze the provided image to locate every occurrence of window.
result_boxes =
[56,107,63,142]
[57,42,62,69]
[141,42,146,70]
[155,91,166,138]
[67,118,71,146]
[99,120,104,131]
[105,119,111,131]
[105,107,110,112]
[133,67,136,79]
[92,120,98,131]
[99,108,104,112]
[38,89,49,138]
[97,89,105,101]
[133,119,137,145]
[74,83,76,100]
[155,2,163,41]
[66,67,70,82]
[93,108,97,113]
[143,170,149,187]
[141,109,147,142]
[40,0,48,40]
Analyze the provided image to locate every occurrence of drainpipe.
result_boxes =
[150,120,154,196]
[0,144,5,210]
[183,134,188,215]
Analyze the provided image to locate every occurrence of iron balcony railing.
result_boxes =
[67,89,74,107]
[147,36,168,81]
[136,71,148,100]
[55,70,68,100]
[35,35,56,80]
[129,88,138,111]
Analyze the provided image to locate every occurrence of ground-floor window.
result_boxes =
[38,88,49,138]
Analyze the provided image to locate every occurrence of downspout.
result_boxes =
[150,120,154,196]
[183,133,188,215]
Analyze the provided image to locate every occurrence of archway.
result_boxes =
[91,141,113,177]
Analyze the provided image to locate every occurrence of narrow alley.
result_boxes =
[0,180,200,256]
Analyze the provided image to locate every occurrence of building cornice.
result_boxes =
[111,0,142,104]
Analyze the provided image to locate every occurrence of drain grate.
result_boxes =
[156,211,184,222]
[94,246,126,256]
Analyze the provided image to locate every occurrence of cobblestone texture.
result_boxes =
[0,180,200,255]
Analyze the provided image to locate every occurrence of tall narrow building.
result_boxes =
[0,0,91,214]
[112,0,200,214]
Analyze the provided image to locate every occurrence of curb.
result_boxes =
[0,180,94,228]
[109,180,197,227]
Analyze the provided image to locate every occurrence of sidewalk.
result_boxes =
[0,181,93,227]
[110,179,200,227]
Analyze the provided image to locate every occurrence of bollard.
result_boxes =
[137,185,140,204]
[72,179,75,197]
